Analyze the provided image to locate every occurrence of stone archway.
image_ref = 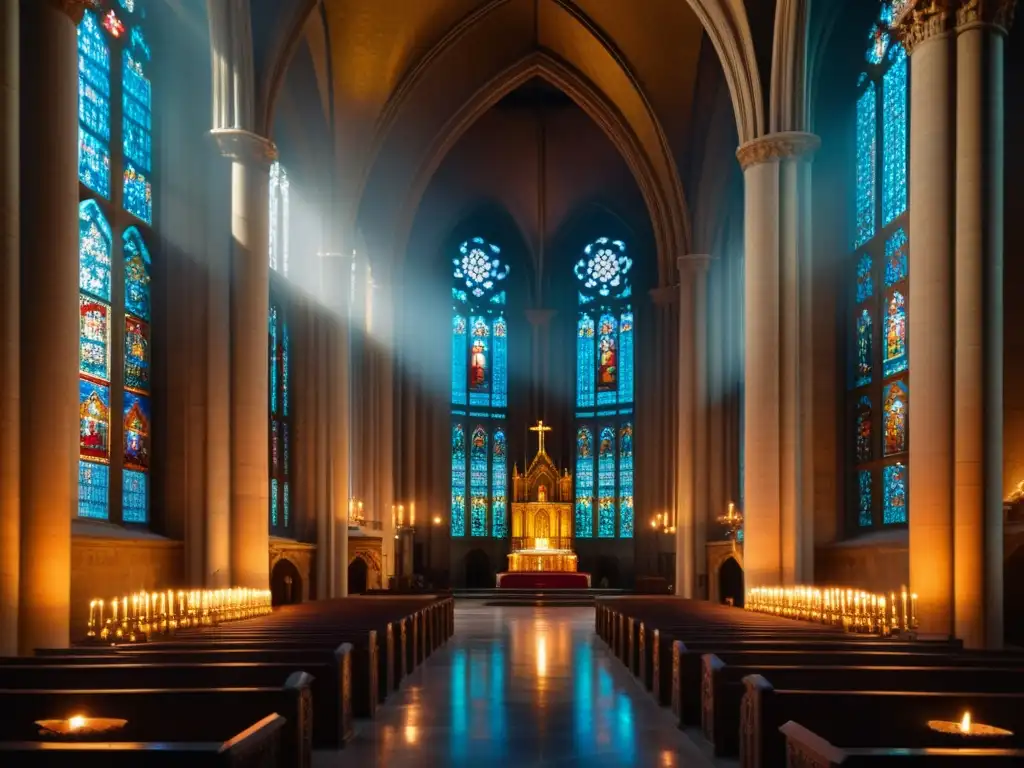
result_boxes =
[270,557,303,607]
[718,556,744,607]
[595,555,621,588]
[464,548,492,588]
[348,555,369,595]
[348,546,383,590]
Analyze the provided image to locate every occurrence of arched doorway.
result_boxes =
[595,555,620,588]
[348,556,369,595]
[464,549,491,588]
[719,557,744,607]
[270,558,302,607]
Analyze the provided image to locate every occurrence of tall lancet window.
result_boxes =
[269,161,290,275]
[77,2,154,523]
[269,303,291,533]
[574,238,634,539]
[848,1,909,530]
[450,237,510,538]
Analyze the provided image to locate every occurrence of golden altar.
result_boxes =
[506,422,579,573]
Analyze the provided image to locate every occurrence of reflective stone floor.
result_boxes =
[314,602,713,767]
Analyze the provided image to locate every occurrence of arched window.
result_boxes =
[450,237,510,537]
[574,237,634,538]
[77,2,154,523]
[269,304,291,533]
[269,161,290,275]
[848,1,909,529]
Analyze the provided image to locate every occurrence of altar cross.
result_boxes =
[530,420,553,454]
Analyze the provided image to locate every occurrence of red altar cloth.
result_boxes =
[495,571,592,589]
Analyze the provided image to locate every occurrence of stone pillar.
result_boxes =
[525,309,556,420]
[18,0,83,652]
[735,131,819,590]
[675,268,695,597]
[953,0,1014,649]
[212,129,276,590]
[376,281,396,583]
[895,5,956,639]
[0,0,18,655]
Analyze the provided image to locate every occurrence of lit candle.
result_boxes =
[960,711,972,734]
[910,593,918,628]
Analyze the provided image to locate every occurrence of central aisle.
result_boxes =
[317,602,713,767]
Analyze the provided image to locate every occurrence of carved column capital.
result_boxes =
[955,0,1017,31]
[892,1,955,53]
[649,285,678,306]
[736,132,821,171]
[210,128,278,167]
[677,254,714,275]
[49,0,91,23]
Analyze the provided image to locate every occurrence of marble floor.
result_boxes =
[314,602,714,767]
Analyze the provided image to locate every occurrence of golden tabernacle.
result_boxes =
[507,421,578,573]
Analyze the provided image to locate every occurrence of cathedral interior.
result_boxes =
[2,0,1024,658]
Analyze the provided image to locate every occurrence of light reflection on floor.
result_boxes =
[314,603,712,767]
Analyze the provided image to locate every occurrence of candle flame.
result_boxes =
[68,715,87,731]
[960,711,971,733]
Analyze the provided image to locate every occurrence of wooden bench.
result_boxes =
[780,721,1024,767]
[741,675,1024,768]
[0,713,288,768]
[0,672,313,767]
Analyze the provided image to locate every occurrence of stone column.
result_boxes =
[675,268,695,597]
[376,281,397,584]
[895,5,956,639]
[525,309,555,420]
[953,0,1014,649]
[18,0,83,652]
[0,0,19,655]
[212,129,276,590]
[735,131,819,590]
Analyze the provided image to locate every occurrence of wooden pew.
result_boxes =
[741,675,1024,768]
[0,672,313,768]
[0,713,288,768]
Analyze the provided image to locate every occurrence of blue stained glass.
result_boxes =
[124,316,149,392]
[882,46,908,224]
[271,478,279,526]
[618,423,634,538]
[883,380,908,456]
[867,27,889,65]
[453,237,509,303]
[576,314,595,408]
[856,254,873,303]
[884,228,908,286]
[492,315,507,409]
[597,427,616,538]
[470,426,488,537]
[282,322,290,417]
[856,395,872,463]
[491,428,507,538]
[451,315,467,406]
[79,200,112,300]
[858,470,872,527]
[856,308,873,387]
[882,463,907,524]
[79,378,110,461]
[79,296,110,381]
[575,427,594,538]
[123,49,151,171]
[883,290,907,377]
[123,390,150,470]
[79,460,110,520]
[618,310,634,405]
[453,288,468,304]
[123,227,151,320]
[574,237,632,301]
[597,313,618,406]
[79,75,110,140]
[468,316,490,407]
[271,421,279,472]
[855,83,876,247]
[123,162,152,224]
[122,468,148,523]
[283,424,289,474]
[269,306,278,414]
[451,424,466,536]
[79,128,111,198]
[283,482,291,527]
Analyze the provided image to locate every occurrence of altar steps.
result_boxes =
[452,588,624,606]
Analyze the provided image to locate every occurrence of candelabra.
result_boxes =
[649,512,676,534]
[717,502,743,551]
[349,498,366,526]
[745,584,919,636]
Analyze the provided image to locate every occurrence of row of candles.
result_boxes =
[745,585,919,635]
[87,588,272,644]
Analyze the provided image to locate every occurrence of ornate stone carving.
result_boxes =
[211,128,278,166]
[956,0,1017,30]
[891,1,954,53]
[736,132,821,171]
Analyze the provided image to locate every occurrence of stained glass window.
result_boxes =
[883,463,907,524]
[122,26,152,223]
[575,427,594,538]
[269,306,279,415]
[451,425,466,536]
[618,423,634,538]
[883,380,908,456]
[882,45,908,225]
[79,378,110,462]
[884,228,908,286]
[856,308,873,387]
[78,11,111,198]
[858,470,873,527]
[856,395,872,463]
[123,391,150,470]
[80,201,113,300]
[123,228,151,320]
[576,314,595,408]
[618,311,634,405]
[122,225,150,521]
[492,428,507,537]
[268,303,291,532]
[79,296,110,381]
[450,237,509,538]
[79,461,110,520]
[122,469,147,523]
[855,83,876,247]
[470,426,488,537]
[856,254,873,303]
[883,291,907,377]
[269,162,290,275]
[597,427,616,538]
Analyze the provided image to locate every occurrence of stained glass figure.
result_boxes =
[597,313,618,404]
[576,313,595,408]
[469,316,490,398]
[123,26,152,223]
[451,424,466,536]
[491,428,507,538]
[124,316,149,392]
[882,44,908,225]
[856,395,872,463]
[79,200,112,300]
[597,427,616,538]
[858,470,873,526]
[884,228,908,286]
[883,462,908,524]
[78,11,111,197]
[123,391,150,469]
[856,308,873,387]
[470,426,488,537]
[856,254,873,304]
[618,310,634,405]
[79,378,110,461]
[855,83,877,247]
[79,296,110,380]
[883,290,907,377]
[123,227,151,320]
[883,380,908,456]
[122,468,147,523]
[79,460,109,520]
[619,423,634,538]
[492,315,507,409]
[574,238,632,302]
[451,314,467,406]
[575,427,594,538]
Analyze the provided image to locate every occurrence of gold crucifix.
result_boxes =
[530,420,553,454]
